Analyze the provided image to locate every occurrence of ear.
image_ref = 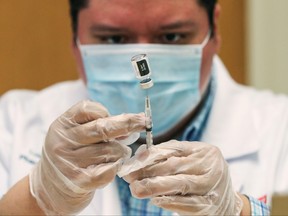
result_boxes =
[212,3,221,53]
[71,40,87,83]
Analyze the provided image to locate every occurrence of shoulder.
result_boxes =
[0,80,87,127]
[1,79,86,107]
[214,56,288,120]
[37,79,87,99]
[207,57,288,159]
[234,84,288,123]
[0,89,36,124]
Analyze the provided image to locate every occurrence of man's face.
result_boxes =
[74,0,220,92]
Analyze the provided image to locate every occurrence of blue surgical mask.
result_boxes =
[78,32,210,137]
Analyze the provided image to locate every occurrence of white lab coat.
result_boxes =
[1,56,288,214]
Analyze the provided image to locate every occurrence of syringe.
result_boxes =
[145,95,153,148]
[131,54,154,148]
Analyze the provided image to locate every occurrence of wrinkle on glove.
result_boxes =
[30,100,146,215]
[120,140,243,216]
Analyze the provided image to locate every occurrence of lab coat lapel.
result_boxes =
[202,56,261,161]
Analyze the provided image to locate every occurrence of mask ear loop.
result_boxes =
[201,29,211,48]
[76,37,82,44]
[76,38,82,48]
[76,38,88,56]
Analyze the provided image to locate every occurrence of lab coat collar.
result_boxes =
[202,56,261,160]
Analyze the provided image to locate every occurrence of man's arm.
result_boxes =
[239,194,251,216]
[0,175,44,215]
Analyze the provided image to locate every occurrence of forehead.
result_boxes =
[79,0,208,29]
[87,0,202,12]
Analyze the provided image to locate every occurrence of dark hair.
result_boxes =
[197,0,218,37]
[69,0,217,41]
[69,0,89,41]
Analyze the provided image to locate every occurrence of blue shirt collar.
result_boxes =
[181,70,216,141]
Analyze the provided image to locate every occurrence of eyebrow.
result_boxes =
[89,25,127,33]
[88,21,198,34]
[160,21,198,30]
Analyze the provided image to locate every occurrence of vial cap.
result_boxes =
[140,79,154,89]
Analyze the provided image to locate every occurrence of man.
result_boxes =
[0,0,286,215]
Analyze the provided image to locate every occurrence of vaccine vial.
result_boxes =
[131,54,154,89]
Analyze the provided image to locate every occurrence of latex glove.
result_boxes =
[121,140,243,215]
[29,100,145,215]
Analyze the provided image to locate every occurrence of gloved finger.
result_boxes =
[129,174,213,199]
[61,159,123,191]
[117,132,140,146]
[124,153,208,183]
[154,140,208,157]
[66,113,146,144]
[121,140,219,180]
[154,141,221,163]
[151,195,215,215]
[78,160,123,190]
[64,141,132,168]
[118,141,192,178]
[60,100,109,125]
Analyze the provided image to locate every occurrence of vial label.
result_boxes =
[137,60,150,76]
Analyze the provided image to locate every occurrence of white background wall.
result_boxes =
[247,0,288,94]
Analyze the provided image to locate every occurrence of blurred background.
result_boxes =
[0,0,288,95]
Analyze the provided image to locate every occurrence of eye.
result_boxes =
[160,33,186,44]
[99,35,127,44]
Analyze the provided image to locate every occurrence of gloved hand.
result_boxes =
[121,140,243,215]
[29,100,146,215]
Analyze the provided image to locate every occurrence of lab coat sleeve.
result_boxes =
[0,90,35,197]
